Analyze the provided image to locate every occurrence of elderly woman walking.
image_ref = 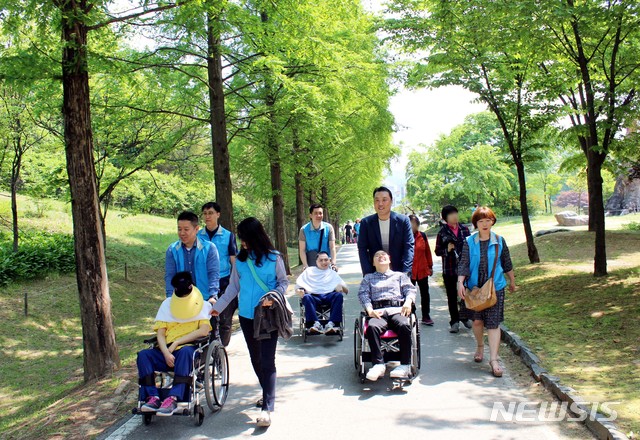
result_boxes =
[457,207,516,377]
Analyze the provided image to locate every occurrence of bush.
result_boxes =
[0,230,75,286]
[622,221,640,231]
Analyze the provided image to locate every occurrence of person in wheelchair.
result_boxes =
[137,271,213,416]
[358,250,416,381]
[296,251,348,334]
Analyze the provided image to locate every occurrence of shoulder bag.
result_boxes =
[464,242,499,312]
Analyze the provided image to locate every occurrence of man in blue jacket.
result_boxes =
[165,211,220,305]
[357,186,414,276]
[198,202,237,346]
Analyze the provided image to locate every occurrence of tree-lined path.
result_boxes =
[106,244,591,440]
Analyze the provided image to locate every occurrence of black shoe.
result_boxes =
[256,398,263,408]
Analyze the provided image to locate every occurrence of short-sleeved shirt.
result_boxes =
[153,319,212,348]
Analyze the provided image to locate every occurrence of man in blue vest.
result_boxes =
[198,202,238,346]
[298,204,337,270]
[165,211,220,308]
[357,186,414,276]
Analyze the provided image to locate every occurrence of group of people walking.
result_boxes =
[136,186,517,428]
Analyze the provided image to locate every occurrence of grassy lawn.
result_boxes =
[0,194,175,438]
[491,214,640,436]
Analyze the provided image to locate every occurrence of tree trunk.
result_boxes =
[321,181,329,222]
[292,129,306,240]
[586,156,608,276]
[207,5,234,230]
[514,160,540,263]
[59,1,120,381]
[264,96,289,273]
[261,10,289,274]
[267,137,290,274]
[294,166,305,267]
[10,151,21,252]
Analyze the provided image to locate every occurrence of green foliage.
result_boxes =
[0,230,75,286]
[406,112,519,215]
[623,222,640,231]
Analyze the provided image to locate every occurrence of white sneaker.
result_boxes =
[309,321,323,334]
[365,363,386,381]
[257,410,271,427]
[390,364,411,379]
[324,322,337,334]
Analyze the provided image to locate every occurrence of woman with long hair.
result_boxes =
[212,217,289,427]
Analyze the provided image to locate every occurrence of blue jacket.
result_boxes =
[234,252,287,319]
[165,238,220,300]
[197,226,236,278]
[357,211,414,275]
[211,251,289,320]
[465,231,506,291]
[301,221,332,257]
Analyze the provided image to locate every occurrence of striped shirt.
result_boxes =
[358,270,416,311]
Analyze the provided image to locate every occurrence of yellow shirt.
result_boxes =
[153,319,212,347]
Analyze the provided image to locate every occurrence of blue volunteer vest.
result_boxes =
[302,222,331,257]
[465,231,507,291]
[169,238,213,300]
[198,226,234,278]
[236,252,279,319]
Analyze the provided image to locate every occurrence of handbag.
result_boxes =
[305,226,324,267]
[464,242,499,312]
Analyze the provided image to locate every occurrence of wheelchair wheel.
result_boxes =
[204,342,229,412]
[410,314,421,377]
[194,404,205,426]
[353,318,365,382]
[299,301,306,338]
[353,319,361,371]
[338,309,346,341]
[143,413,153,426]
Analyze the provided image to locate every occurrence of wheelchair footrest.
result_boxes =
[133,402,193,416]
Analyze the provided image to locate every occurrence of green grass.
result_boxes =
[0,194,173,438]
[491,218,640,436]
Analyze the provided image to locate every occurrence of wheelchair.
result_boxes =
[300,298,345,342]
[353,310,421,386]
[299,296,345,342]
[132,335,229,426]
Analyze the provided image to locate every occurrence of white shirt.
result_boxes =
[379,218,390,252]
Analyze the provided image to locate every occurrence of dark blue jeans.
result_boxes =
[301,291,344,326]
[239,316,278,412]
[137,345,197,401]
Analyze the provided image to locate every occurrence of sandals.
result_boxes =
[474,345,484,363]
[489,359,503,377]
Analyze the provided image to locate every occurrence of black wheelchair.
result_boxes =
[299,296,346,342]
[353,310,421,386]
[132,335,229,426]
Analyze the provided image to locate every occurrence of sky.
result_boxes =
[385,86,487,188]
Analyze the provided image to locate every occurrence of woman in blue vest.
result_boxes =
[211,217,288,428]
[457,207,516,377]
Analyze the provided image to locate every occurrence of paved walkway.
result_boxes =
[108,244,593,440]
